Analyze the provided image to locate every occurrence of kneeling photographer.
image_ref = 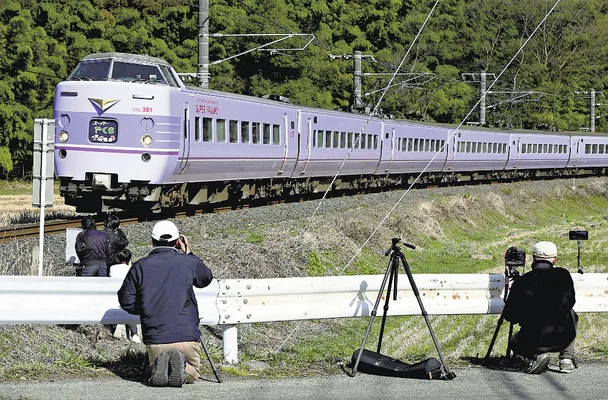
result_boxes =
[502,241,578,374]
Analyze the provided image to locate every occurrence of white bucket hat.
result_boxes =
[532,241,558,259]
[151,220,180,242]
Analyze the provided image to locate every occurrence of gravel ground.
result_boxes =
[1,176,607,378]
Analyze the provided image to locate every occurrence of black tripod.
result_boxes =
[483,266,519,364]
[350,238,456,379]
[199,324,223,383]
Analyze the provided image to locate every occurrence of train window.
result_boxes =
[273,124,280,145]
[217,119,226,142]
[354,133,360,149]
[348,132,353,149]
[241,121,250,144]
[340,132,346,148]
[203,118,212,142]
[314,116,318,124]
[458,142,464,152]
[195,117,201,142]
[600,144,605,154]
[424,139,429,152]
[69,60,111,80]
[333,131,339,148]
[466,142,471,153]
[159,65,180,87]
[542,144,547,153]
[291,121,295,129]
[407,138,412,151]
[585,144,591,154]
[533,144,538,153]
[252,122,261,144]
[592,144,598,154]
[522,145,527,154]
[325,130,332,148]
[373,135,377,150]
[430,139,435,151]
[361,134,367,149]
[263,123,271,144]
[548,144,553,153]
[229,120,239,143]
[316,130,324,148]
[112,62,166,84]
[503,144,507,153]
[440,140,445,151]
[413,138,419,151]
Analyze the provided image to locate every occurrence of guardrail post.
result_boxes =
[222,324,239,364]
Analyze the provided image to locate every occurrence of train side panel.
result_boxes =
[445,129,510,172]
[508,134,570,170]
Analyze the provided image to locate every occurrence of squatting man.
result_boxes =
[502,241,578,374]
[118,220,213,387]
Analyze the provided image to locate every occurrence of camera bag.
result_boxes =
[351,349,443,380]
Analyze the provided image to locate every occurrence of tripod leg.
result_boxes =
[400,254,456,379]
[351,255,395,377]
[506,322,514,358]
[483,314,504,365]
[377,264,396,354]
[200,332,222,383]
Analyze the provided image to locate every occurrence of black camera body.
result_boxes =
[569,230,588,241]
[504,246,526,277]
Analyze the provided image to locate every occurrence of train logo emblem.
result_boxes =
[88,98,120,114]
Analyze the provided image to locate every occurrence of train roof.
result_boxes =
[81,52,172,67]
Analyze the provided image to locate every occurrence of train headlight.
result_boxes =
[58,130,69,143]
[141,134,153,147]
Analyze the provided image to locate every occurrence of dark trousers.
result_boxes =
[509,309,578,359]
[76,265,108,277]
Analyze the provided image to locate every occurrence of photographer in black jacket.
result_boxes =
[117,220,213,387]
[503,241,578,374]
[75,216,111,277]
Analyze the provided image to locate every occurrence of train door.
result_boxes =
[511,136,521,170]
[179,103,191,174]
[297,115,312,175]
[278,113,289,174]
[383,128,396,173]
[444,130,457,171]
[569,137,583,167]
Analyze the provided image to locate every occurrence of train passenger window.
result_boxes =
[263,123,271,144]
[273,124,280,145]
[413,138,419,151]
[407,138,412,151]
[241,121,250,144]
[533,144,538,153]
[458,142,464,152]
[600,144,605,154]
[333,131,339,148]
[585,144,591,154]
[361,134,367,149]
[325,131,332,148]
[203,117,212,142]
[522,145,527,154]
[430,140,435,151]
[542,144,547,153]
[229,120,238,143]
[441,140,445,151]
[373,135,377,150]
[354,133,360,149]
[348,132,353,149]
[217,119,226,142]
[312,130,317,147]
[340,132,346,148]
[252,122,261,144]
[195,117,201,142]
[466,142,471,153]
[592,144,598,154]
[548,144,553,153]
[317,130,324,148]
[424,139,429,152]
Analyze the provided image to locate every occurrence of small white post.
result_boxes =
[38,120,48,276]
[221,324,239,364]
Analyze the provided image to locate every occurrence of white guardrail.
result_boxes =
[0,273,606,364]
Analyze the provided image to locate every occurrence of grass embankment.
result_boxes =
[0,179,607,380]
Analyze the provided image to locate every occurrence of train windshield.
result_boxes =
[68,59,170,85]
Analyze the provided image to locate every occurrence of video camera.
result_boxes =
[504,246,526,277]
[569,230,588,241]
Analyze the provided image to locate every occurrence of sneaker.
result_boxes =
[527,353,551,374]
[131,334,141,344]
[559,359,575,373]
[148,352,170,387]
[167,350,186,387]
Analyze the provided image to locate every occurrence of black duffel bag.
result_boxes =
[351,349,443,380]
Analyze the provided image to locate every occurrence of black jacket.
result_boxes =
[503,260,576,351]
[117,247,213,345]
[75,228,111,267]
[104,227,129,267]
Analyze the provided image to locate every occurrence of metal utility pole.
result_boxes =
[591,90,596,133]
[480,71,487,126]
[199,0,210,88]
[354,51,363,109]
[575,90,604,133]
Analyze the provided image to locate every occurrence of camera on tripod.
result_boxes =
[504,246,526,278]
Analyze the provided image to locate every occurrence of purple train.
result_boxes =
[54,52,608,213]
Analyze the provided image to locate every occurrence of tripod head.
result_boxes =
[385,237,416,256]
[504,246,525,280]
[569,230,588,274]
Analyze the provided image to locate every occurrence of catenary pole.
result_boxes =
[199,0,210,88]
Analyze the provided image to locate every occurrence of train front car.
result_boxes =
[54,53,183,213]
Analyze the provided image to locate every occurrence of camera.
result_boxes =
[569,230,588,241]
[504,246,525,277]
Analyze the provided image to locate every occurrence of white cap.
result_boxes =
[151,220,179,242]
[532,241,558,259]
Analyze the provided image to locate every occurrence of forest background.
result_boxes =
[1,0,608,179]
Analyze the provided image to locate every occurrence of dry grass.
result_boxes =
[0,194,76,227]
